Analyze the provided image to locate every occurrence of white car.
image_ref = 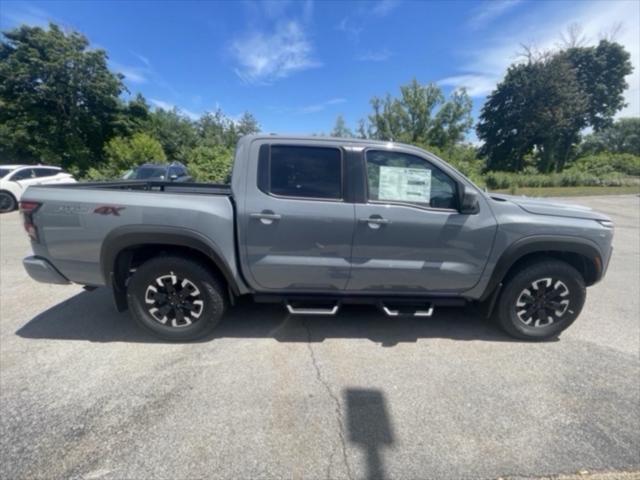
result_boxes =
[0,165,77,213]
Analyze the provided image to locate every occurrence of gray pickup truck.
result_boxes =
[20,135,614,341]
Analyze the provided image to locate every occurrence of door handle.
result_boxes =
[359,216,390,229]
[250,212,281,225]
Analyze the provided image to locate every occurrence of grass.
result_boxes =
[492,185,640,197]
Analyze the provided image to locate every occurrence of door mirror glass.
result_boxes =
[459,186,480,214]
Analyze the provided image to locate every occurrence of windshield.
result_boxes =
[0,168,14,179]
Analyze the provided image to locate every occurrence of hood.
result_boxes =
[488,193,611,221]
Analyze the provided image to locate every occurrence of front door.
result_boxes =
[242,144,355,292]
[347,149,496,293]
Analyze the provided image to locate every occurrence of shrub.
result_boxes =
[186,144,234,183]
[85,133,166,180]
[566,153,640,176]
[424,144,485,183]
[482,170,638,190]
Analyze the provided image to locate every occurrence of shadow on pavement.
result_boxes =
[345,388,394,480]
[16,287,522,345]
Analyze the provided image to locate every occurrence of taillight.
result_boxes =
[19,201,41,241]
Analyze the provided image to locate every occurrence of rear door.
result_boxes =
[33,167,64,184]
[9,168,40,195]
[240,142,355,292]
[347,148,497,293]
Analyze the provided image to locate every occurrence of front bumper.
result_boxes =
[23,256,70,285]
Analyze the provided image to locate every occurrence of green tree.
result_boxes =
[579,118,640,156]
[478,40,633,172]
[559,40,633,131]
[477,55,588,172]
[367,78,472,148]
[113,93,151,137]
[87,132,165,179]
[146,107,198,162]
[186,144,234,183]
[0,24,124,170]
[235,111,260,138]
[330,115,353,138]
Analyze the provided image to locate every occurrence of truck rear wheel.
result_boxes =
[127,256,226,341]
[496,259,586,341]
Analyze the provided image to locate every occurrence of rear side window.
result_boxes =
[34,168,59,178]
[267,146,342,200]
[11,168,35,181]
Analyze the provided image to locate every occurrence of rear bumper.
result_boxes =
[23,256,70,285]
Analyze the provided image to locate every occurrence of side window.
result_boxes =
[168,166,181,178]
[11,168,35,181]
[366,150,458,210]
[267,146,342,199]
[34,168,58,178]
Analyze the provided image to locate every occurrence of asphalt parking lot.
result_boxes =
[1,195,639,480]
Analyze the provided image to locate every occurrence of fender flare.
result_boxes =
[480,235,603,301]
[100,225,241,296]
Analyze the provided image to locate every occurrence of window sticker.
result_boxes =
[378,166,431,203]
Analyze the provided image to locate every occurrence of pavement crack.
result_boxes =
[303,318,354,480]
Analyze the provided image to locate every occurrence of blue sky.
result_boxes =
[1,0,638,139]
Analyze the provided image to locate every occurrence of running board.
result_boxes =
[379,303,434,318]
[285,302,340,316]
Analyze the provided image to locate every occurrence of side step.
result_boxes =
[285,301,340,316]
[379,302,434,318]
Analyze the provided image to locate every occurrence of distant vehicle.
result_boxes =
[19,135,613,342]
[0,165,76,213]
[122,162,193,182]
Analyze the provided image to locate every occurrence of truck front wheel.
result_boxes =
[496,259,586,341]
[127,256,226,341]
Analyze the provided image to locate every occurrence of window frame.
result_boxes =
[10,168,35,181]
[259,144,346,203]
[363,148,460,213]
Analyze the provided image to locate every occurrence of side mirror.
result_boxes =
[459,186,480,214]
[169,174,178,181]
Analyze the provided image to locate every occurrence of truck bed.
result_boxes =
[22,181,239,288]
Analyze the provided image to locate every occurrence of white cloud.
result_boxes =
[357,48,392,62]
[150,99,200,120]
[132,52,151,68]
[298,97,346,114]
[112,63,148,84]
[438,74,498,97]
[231,21,320,84]
[445,0,639,116]
[336,0,399,40]
[372,0,400,17]
[0,5,56,28]
[467,0,522,30]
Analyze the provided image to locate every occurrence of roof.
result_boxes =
[0,164,62,169]
[0,164,28,169]
[237,134,435,157]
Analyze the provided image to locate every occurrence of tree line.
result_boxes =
[0,23,638,184]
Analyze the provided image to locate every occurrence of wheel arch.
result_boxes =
[481,235,603,302]
[101,226,241,311]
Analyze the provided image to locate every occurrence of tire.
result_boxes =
[0,191,17,213]
[127,255,226,341]
[495,258,586,341]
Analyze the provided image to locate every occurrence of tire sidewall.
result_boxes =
[498,261,586,340]
[0,192,16,213]
[127,257,226,341]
